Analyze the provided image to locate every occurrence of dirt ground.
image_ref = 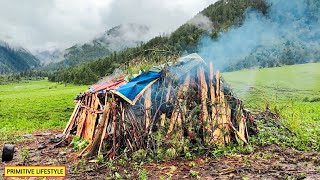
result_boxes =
[1,131,319,180]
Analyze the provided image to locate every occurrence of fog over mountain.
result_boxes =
[0,41,40,74]
[0,0,215,53]
[37,23,152,66]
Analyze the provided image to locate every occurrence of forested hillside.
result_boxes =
[45,24,150,69]
[50,0,268,84]
[0,41,40,74]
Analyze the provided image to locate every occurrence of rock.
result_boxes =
[68,149,74,153]
[22,134,33,139]
[59,151,67,156]
[37,143,47,150]
[34,132,52,136]
[50,134,64,143]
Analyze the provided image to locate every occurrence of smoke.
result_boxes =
[187,13,213,31]
[97,23,152,51]
[198,0,320,71]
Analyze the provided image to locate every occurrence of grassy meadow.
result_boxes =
[0,63,319,151]
[224,63,320,151]
[0,80,88,142]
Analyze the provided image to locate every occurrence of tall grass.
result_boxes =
[0,80,87,142]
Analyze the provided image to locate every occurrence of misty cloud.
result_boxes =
[187,13,213,31]
[0,0,215,52]
[198,0,320,71]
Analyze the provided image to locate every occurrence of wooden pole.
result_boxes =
[63,101,81,136]
[144,88,152,134]
[160,80,172,127]
[81,102,111,157]
[167,74,190,138]
[111,95,117,159]
[76,95,90,138]
[212,71,224,145]
[198,67,210,144]
[209,63,216,144]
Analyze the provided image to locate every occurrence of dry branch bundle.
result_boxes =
[60,55,254,159]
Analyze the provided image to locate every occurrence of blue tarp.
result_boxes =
[113,71,161,105]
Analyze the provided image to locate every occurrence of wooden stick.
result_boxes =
[77,95,91,138]
[229,122,247,144]
[80,98,111,158]
[111,98,117,159]
[84,94,99,142]
[212,71,224,145]
[126,109,141,148]
[76,107,88,138]
[237,113,246,143]
[166,107,178,137]
[63,101,81,136]
[166,74,190,137]
[198,67,209,144]
[120,104,133,151]
[178,74,190,127]
[216,71,220,100]
[89,94,100,140]
[97,102,111,155]
[144,88,152,134]
[83,94,94,141]
[224,99,231,143]
[160,80,172,127]
[209,63,216,142]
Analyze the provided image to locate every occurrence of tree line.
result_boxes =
[49,0,268,85]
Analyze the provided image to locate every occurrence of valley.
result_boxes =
[0,0,320,179]
[1,63,320,179]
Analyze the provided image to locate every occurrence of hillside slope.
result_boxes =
[50,0,268,84]
[43,24,151,69]
[35,48,64,66]
[0,41,40,74]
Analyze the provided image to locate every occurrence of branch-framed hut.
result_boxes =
[61,53,253,159]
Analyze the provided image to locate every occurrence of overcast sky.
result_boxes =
[0,0,216,52]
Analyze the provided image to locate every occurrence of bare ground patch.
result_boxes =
[1,131,319,179]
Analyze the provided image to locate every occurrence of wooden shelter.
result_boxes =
[61,54,253,159]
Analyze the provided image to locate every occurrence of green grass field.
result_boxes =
[0,63,319,151]
[224,63,320,151]
[0,80,87,142]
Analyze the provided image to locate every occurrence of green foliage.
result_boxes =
[165,148,177,160]
[0,70,49,84]
[71,136,89,151]
[0,42,40,74]
[96,154,105,165]
[138,169,148,180]
[189,170,200,178]
[71,159,88,173]
[210,144,254,158]
[62,41,112,67]
[49,0,268,85]
[114,172,123,179]
[132,149,147,162]
[19,148,30,164]
[225,41,320,72]
[188,162,197,168]
[202,0,268,32]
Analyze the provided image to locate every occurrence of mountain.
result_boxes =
[50,0,269,84]
[47,23,151,68]
[35,48,64,66]
[0,41,40,74]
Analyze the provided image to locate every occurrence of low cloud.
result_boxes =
[0,0,215,52]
